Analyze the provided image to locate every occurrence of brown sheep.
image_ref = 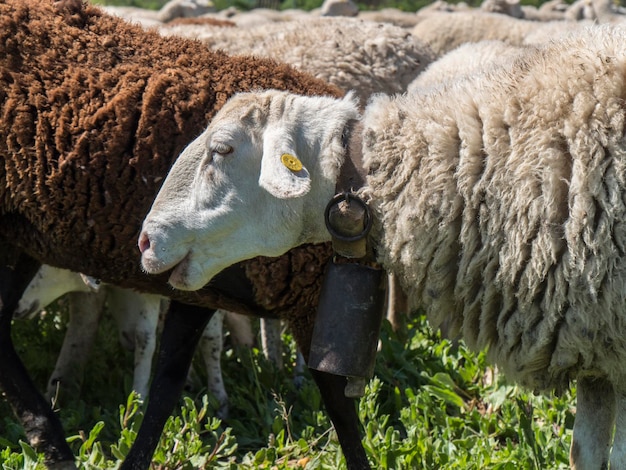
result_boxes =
[0,1,369,469]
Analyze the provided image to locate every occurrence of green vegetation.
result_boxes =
[0,302,574,469]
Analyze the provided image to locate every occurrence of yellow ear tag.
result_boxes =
[281,153,303,172]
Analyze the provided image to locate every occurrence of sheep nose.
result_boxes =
[138,231,151,254]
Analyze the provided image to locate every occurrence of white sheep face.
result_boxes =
[139,90,359,291]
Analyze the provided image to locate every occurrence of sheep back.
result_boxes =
[407,40,524,92]
[363,25,626,392]
[162,17,434,103]
[412,10,545,57]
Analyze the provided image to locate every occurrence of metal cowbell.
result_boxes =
[308,259,385,397]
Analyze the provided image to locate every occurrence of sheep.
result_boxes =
[357,8,423,29]
[161,15,419,326]
[15,265,253,419]
[159,16,435,105]
[223,8,291,27]
[0,1,372,469]
[15,265,161,402]
[319,0,359,17]
[138,24,626,469]
[411,10,533,57]
[101,0,216,26]
[576,0,626,23]
[407,40,524,92]
[411,10,583,57]
[479,0,568,21]
[480,0,525,19]
[521,18,591,44]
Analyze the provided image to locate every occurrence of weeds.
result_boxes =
[0,311,574,469]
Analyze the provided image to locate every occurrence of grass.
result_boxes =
[0,305,575,469]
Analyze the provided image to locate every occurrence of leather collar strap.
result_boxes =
[325,118,374,260]
[337,119,367,194]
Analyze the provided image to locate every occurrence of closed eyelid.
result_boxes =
[208,135,234,155]
[214,143,234,155]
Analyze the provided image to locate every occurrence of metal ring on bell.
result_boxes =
[324,192,372,242]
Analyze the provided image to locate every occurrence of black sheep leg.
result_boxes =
[0,248,76,468]
[121,301,215,470]
[309,369,370,470]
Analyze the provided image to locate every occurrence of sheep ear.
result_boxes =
[259,152,311,198]
[258,128,311,199]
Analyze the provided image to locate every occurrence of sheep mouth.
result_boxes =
[141,249,189,276]
[167,254,194,290]
[167,251,218,291]
[167,252,234,292]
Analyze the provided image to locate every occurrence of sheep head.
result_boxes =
[139,89,359,290]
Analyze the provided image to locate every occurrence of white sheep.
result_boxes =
[160,17,434,104]
[407,40,524,92]
[319,0,359,17]
[100,0,215,26]
[479,0,569,21]
[16,265,256,418]
[357,8,424,29]
[199,7,310,28]
[138,25,626,469]
[15,265,160,401]
[480,0,524,18]
[162,14,417,329]
[411,10,586,57]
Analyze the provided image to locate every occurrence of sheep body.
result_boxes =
[101,0,215,26]
[362,28,626,392]
[160,17,434,103]
[357,8,423,28]
[411,10,585,56]
[411,10,533,55]
[407,40,523,92]
[139,24,626,469]
[0,0,338,310]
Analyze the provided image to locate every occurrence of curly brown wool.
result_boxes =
[0,2,366,469]
[0,0,341,318]
[245,243,334,358]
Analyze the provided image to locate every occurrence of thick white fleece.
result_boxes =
[363,25,626,392]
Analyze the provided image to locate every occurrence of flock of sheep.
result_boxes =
[3,0,626,468]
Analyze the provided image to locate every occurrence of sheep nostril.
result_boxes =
[138,232,151,254]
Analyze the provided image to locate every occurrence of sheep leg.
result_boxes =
[128,295,161,400]
[46,290,106,404]
[570,376,615,470]
[108,290,162,399]
[121,301,215,470]
[309,369,370,469]
[199,309,229,419]
[293,350,307,388]
[610,385,626,469]
[386,272,408,340]
[0,249,76,468]
[223,310,254,349]
[260,317,283,369]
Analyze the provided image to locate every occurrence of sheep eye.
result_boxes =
[211,142,234,156]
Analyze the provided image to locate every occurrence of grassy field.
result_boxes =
[0,304,575,469]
